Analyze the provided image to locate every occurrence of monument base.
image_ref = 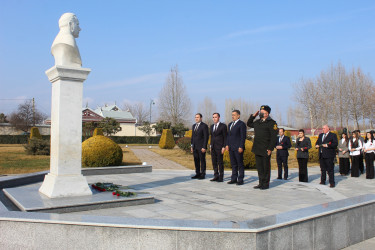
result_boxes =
[39,173,92,198]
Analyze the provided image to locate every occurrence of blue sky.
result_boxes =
[1,1,375,122]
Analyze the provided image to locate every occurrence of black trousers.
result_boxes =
[297,158,308,182]
[339,158,350,175]
[365,153,375,179]
[351,155,360,177]
[193,149,206,176]
[256,154,271,188]
[359,153,364,173]
[229,150,244,182]
[320,157,335,185]
[276,155,288,179]
[211,147,224,180]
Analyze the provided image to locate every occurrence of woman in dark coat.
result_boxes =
[295,129,312,182]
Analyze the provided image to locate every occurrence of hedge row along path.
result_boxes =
[129,146,189,170]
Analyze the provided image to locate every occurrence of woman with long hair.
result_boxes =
[338,132,350,175]
[295,129,311,182]
[363,131,375,179]
[349,131,363,177]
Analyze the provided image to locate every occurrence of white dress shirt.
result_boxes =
[349,138,363,156]
[363,140,375,154]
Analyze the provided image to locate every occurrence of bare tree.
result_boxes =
[293,62,374,132]
[123,102,149,125]
[158,65,191,126]
[294,78,322,135]
[224,98,259,124]
[9,100,47,132]
[198,97,217,126]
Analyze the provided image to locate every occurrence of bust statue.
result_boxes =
[51,13,82,68]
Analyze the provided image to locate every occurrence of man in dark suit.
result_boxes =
[275,128,291,180]
[247,105,278,190]
[225,110,247,185]
[191,113,209,179]
[210,113,227,182]
[315,124,338,188]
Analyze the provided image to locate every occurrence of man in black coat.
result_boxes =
[225,110,247,185]
[315,125,338,188]
[210,113,227,182]
[247,105,278,190]
[191,113,209,179]
[275,128,292,180]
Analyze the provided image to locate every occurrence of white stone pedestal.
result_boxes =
[39,66,92,198]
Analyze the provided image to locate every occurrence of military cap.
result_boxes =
[260,105,271,114]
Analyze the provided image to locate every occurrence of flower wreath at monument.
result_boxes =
[91,182,136,197]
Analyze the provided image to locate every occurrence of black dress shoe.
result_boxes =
[330,184,335,188]
[236,181,244,185]
[191,175,200,179]
[227,180,237,184]
[210,177,219,182]
[253,185,261,189]
[217,179,223,182]
[277,177,282,180]
[198,175,205,179]
[284,177,288,180]
[260,186,269,190]
[319,182,325,185]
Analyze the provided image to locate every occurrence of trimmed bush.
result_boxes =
[93,128,104,136]
[184,130,192,138]
[159,129,175,149]
[82,135,123,167]
[30,127,42,140]
[223,140,256,169]
[284,130,293,145]
[331,130,340,142]
[24,138,50,155]
[177,137,191,152]
[308,136,319,163]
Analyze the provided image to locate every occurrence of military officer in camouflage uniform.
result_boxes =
[247,105,278,190]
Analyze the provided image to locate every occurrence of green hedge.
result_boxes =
[0,135,50,144]
[108,136,160,144]
[0,135,160,144]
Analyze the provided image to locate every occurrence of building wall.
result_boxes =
[115,123,156,136]
[0,123,51,135]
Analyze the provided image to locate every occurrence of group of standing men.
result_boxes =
[191,105,278,190]
[191,104,341,189]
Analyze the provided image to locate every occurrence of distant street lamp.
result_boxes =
[150,99,155,123]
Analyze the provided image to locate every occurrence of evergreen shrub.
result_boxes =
[159,129,175,149]
[30,127,42,140]
[177,137,191,152]
[82,135,123,167]
[93,128,104,136]
[24,138,50,155]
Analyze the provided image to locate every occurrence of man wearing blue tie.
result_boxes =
[225,110,247,185]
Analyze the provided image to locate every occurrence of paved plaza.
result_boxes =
[70,166,375,222]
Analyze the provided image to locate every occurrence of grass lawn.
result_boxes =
[0,144,142,175]
[150,147,301,171]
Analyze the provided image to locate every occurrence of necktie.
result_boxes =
[322,133,326,142]
[230,121,236,131]
[214,124,217,132]
[194,123,199,132]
